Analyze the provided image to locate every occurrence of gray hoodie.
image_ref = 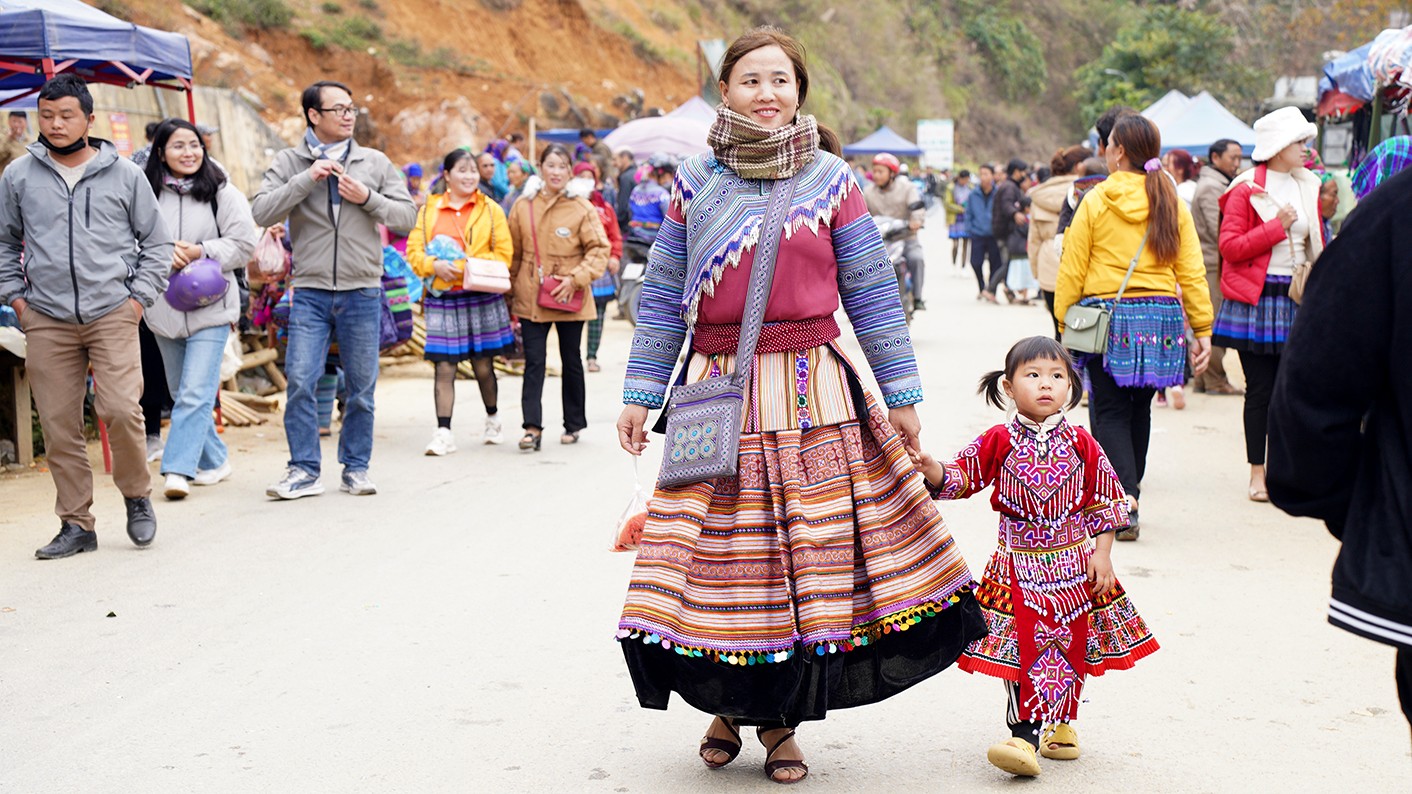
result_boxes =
[250,136,416,291]
[144,181,259,340]
[0,139,172,324]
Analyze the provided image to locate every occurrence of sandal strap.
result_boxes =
[699,737,742,757]
[764,758,810,776]
[758,728,797,758]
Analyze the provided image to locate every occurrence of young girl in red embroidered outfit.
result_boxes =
[911,336,1159,778]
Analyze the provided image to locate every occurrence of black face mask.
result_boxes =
[38,132,88,156]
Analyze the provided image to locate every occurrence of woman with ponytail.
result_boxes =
[613,26,983,784]
[1054,114,1213,541]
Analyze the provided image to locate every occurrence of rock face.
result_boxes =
[390,97,483,161]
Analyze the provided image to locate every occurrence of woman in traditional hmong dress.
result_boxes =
[613,27,985,784]
[912,337,1158,778]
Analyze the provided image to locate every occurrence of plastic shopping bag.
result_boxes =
[252,227,290,280]
[611,459,650,552]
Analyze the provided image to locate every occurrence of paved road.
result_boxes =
[0,224,1404,791]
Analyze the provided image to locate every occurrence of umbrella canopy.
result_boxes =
[1156,91,1257,156]
[842,126,923,158]
[666,96,717,124]
[601,115,711,160]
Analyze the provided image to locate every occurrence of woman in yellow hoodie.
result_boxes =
[1055,115,1213,540]
[405,148,515,456]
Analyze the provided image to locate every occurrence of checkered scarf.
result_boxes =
[708,105,819,180]
[1351,136,1412,199]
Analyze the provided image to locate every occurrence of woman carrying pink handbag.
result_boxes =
[404,148,516,456]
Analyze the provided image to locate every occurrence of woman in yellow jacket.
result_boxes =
[1055,115,1213,540]
[405,148,515,456]
[507,143,610,451]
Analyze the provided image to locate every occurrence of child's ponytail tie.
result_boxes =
[1143,158,1162,173]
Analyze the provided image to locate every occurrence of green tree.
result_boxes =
[1075,5,1259,123]
[958,0,1048,101]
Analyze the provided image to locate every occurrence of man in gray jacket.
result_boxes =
[0,74,172,559]
[1190,138,1245,395]
[252,80,416,500]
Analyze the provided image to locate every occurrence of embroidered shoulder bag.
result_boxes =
[1062,229,1148,355]
[656,174,798,488]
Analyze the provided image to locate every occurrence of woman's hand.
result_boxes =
[1277,204,1298,230]
[550,275,578,303]
[607,257,621,275]
[432,258,463,284]
[1087,548,1116,596]
[617,405,650,455]
[1189,336,1212,376]
[888,405,922,453]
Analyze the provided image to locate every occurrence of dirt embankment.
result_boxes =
[117,0,702,164]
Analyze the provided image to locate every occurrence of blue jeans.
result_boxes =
[154,324,230,479]
[284,287,381,477]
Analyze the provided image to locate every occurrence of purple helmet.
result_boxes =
[164,257,229,312]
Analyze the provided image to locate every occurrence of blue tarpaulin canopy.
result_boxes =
[842,126,924,158]
[0,0,194,115]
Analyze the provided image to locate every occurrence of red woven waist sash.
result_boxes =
[692,315,841,356]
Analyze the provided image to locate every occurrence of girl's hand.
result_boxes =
[1087,549,1116,596]
[432,258,463,284]
[550,275,578,303]
[889,405,922,453]
[906,446,945,489]
[617,405,650,455]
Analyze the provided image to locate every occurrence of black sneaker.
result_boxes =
[1117,510,1140,541]
[36,522,97,559]
[913,299,927,311]
[124,496,157,547]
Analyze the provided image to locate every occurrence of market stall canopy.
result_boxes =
[666,96,717,124]
[1141,89,1192,128]
[601,114,711,159]
[842,126,923,158]
[1154,91,1257,156]
[0,0,192,98]
[1320,44,1376,108]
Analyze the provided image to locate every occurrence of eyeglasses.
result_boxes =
[315,105,359,118]
[165,142,203,153]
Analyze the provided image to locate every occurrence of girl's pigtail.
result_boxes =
[977,369,1008,411]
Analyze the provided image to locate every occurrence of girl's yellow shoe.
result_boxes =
[1040,723,1082,760]
[987,737,1041,777]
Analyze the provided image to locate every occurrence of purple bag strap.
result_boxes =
[730,174,799,385]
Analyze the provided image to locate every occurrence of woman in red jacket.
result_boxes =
[1212,107,1325,502]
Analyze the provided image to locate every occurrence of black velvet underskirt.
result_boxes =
[620,591,987,726]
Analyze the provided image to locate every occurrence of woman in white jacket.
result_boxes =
[143,119,258,499]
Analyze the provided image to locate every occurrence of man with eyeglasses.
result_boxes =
[252,80,416,500]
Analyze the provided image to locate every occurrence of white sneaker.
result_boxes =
[483,416,504,445]
[145,434,164,463]
[425,427,457,456]
[163,473,190,500]
[192,461,233,486]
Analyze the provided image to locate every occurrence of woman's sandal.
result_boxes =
[698,717,742,769]
[758,727,809,784]
[1039,723,1081,761]
[560,431,580,445]
[987,737,1041,777]
[586,358,602,373]
[518,432,542,452]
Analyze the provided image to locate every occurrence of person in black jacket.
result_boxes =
[988,158,1028,301]
[1267,165,1412,727]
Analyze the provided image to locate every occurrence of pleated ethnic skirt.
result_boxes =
[1211,276,1296,355]
[617,344,986,725]
[423,290,515,361]
[1075,295,1188,389]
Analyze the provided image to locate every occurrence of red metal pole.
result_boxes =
[182,78,195,122]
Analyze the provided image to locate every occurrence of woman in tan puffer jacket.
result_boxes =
[506,143,610,450]
[1027,145,1088,338]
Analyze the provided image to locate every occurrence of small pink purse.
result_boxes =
[461,257,511,294]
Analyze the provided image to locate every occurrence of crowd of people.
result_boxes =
[4,22,1412,784]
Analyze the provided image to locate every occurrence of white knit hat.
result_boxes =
[1251,106,1317,163]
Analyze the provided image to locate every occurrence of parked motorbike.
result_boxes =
[617,241,651,326]
[872,200,926,324]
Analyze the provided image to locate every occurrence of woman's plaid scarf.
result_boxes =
[708,105,819,180]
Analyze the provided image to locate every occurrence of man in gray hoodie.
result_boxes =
[0,74,172,559]
[252,80,416,500]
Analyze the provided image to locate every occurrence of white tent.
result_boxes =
[1142,90,1192,128]
[667,96,716,124]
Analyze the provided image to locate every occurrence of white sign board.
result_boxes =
[916,119,955,170]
